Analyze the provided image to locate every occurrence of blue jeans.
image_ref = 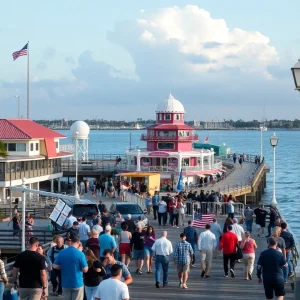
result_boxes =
[245,220,253,233]
[0,282,5,300]
[155,255,169,285]
[283,251,292,280]
[85,285,98,300]
[187,240,197,264]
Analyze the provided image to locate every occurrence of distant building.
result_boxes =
[204,121,230,129]
[0,119,72,202]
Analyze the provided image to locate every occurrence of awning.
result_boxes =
[197,174,206,178]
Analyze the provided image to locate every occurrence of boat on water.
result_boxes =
[260,124,267,131]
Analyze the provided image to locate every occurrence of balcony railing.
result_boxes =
[141,134,199,141]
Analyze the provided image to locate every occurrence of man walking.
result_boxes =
[232,218,245,242]
[78,217,90,247]
[254,205,267,237]
[12,237,48,300]
[151,231,173,288]
[99,225,117,261]
[198,224,217,278]
[257,237,287,300]
[219,225,238,278]
[151,192,160,220]
[67,221,79,240]
[173,233,193,289]
[47,235,68,296]
[157,198,168,226]
[243,206,254,233]
[130,225,145,274]
[184,220,198,267]
[280,222,295,281]
[95,264,129,300]
[266,206,277,238]
[53,236,88,300]
[210,218,222,257]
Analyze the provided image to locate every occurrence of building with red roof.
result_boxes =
[0,119,72,201]
[118,94,223,189]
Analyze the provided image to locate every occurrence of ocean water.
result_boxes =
[59,129,300,240]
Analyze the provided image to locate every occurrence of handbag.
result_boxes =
[235,246,243,260]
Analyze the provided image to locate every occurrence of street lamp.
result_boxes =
[291,59,300,91]
[74,131,80,199]
[15,95,20,119]
[259,126,263,163]
[270,133,279,206]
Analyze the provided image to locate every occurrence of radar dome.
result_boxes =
[156,93,185,113]
[70,121,90,139]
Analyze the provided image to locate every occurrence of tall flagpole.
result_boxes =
[27,41,30,119]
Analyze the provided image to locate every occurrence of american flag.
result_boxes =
[193,212,214,228]
[12,43,28,61]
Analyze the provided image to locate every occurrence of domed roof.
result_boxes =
[156,93,185,113]
[70,121,90,139]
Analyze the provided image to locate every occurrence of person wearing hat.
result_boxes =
[99,225,117,261]
[125,214,136,234]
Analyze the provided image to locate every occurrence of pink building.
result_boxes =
[119,94,222,187]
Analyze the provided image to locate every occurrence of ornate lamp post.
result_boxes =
[291,59,300,91]
[270,133,279,206]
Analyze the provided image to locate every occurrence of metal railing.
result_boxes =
[125,192,147,210]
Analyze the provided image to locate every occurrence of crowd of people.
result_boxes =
[5,189,295,300]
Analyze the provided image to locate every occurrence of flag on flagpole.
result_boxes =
[204,136,209,143]
[12,43,28,61]
[176,169,183,192]
[192,212,214,228]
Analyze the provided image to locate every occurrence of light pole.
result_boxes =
[291,59,300,91]
[270,133,279,206]
[15,95,20,119]
[74,131,80,199]
[260,126,263,163]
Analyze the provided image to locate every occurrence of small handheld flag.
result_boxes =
[12,43,28,61]
[204,136,209,143]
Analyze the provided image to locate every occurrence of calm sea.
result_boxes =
[59,129,300,240]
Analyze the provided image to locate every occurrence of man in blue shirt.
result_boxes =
[53,236,88,300]
[151,191,160,220]
[99,225,117,260]
[183,220,198,266]
[257,237,287,300]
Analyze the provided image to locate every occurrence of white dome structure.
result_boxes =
[156,93,185,113]
[70,121,90,161]
[70,121,90,139]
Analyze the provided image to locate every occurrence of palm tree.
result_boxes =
[0,141,8,158]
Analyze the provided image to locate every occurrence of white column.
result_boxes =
[1,188,6,202]
[36,182,40,201]
[208,152,211,170]
[136,150,141,172]
[178,151,182,171]
[201,151,204,171]
[211,148,214,168]
[51,179,54,193]
[58,178,61,192]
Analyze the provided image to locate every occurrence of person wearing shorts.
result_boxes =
[173,233,193,289]
[119,223,132,269]
[130,225,145,274]
[144,226,156,273]
[257,237,287,300]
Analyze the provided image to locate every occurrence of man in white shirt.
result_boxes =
[157,199,167,226]
[64,212,77,230]
[151,231,173,288]
[232,218,245,242]
[93,218,103,235]
[198,224,217,278]
[95,264,129,300]
[78,217,90,247]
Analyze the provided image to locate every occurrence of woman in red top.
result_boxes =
[239,231,257,280]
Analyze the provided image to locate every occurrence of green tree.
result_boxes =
[0,141,8,158]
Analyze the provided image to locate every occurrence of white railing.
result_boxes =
[60,144,74,153]
[125,192,146,210]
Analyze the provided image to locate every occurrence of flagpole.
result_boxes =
[27,41,30,119]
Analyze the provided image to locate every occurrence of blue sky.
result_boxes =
[1,0,300,121]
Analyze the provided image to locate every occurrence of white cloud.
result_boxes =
[131,5,279,78]
[140,9,145,14]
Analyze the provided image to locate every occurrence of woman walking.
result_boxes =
[84,249,106,300]
[172,198,179,228]
[178,198,186,226]
[144,226,156,273]
[119,222,132,268]
[239,231,257,280]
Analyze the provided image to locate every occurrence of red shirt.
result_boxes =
[219,231,238,254]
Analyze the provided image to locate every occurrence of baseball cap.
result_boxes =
[105,225,112,231]
[127,214,131,218]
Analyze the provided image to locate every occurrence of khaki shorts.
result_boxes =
[200,249,213,263]
[177,264,190,273]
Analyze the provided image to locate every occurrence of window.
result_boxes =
[164,114,171,120]
[182,158,190,166]
[17,143,26,151]
[16,162,21,172]
[175,114,180,120]
[55,142,59,149]
[36,143,39,151]
[20,162,25,171]
[8,144,16,151]
[30,144,33,151]
[157,142,174,150]
[159,114,162,121]
[0,163,4,174]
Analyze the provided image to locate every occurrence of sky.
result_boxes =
[1,0,300,121]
